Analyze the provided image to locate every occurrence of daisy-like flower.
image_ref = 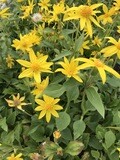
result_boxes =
[101,37,120,59]
[92,36,102,47]
[31,76,49,97]
[64,3,102,37]
[7,153,23,160]
[0,7,11,18]
[6,54,14,68]
[55,57,83,83]
[12,31,40,52]
[20,0,35,19]
[35,95,63,123]
[98,5,115,25]
[75,58,120,84]
[17,50,53,83]
[49,1,65,23]
[80,40,90,55]
[5,93,29,110]
[38,0,51,11]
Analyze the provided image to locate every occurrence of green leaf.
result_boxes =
[52,50,72,62]
[74,33,84,51]
[56,112,71,131]
[14,124,22,143]
[0,117,8,132]
[91,150,100,159]
[73,120,86,140]
[43,84,65,98]
[66,86,79,103]
[105,130,116,148]
[85,87,105,118]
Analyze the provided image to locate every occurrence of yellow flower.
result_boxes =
[38,0,51,11]
[20,0,35,19]
[117,26,120,33]
[101,37,120,59]
[6,54,14,68]
[31,76,49,97]
[17,49,53,83]
[48,1,65,23]
[0,7,11,18]
[53,130,61,139]
[75,57,120,84]
[5,93,29,110]
[7,153,23,160]
[55,57,83,83]
[35,95,63,123]
[80,40,90,55]
[92,36,102,47]
[98,5,115,25]
[114,0,120,11]
[64,3,102,37]
[12,31,40,52]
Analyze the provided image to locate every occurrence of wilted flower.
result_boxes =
[32,13,42,22]
[5,93,29,110]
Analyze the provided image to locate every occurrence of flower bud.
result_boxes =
[53,130,61,140]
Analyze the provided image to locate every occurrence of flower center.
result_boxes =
[117,42,120,50]
[94,59,104,67]
[104,13,109,18]
[80,6,92,18]
[14,99,21,107]
[31,62,41,72]
[46,105,52,110]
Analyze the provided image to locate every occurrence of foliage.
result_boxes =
[0,0,120,159]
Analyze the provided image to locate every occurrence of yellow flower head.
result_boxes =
[64,3,102,37]
[12,31,41,52]
[20,0,35,19]
[92,36,102,47]
[38,0,51,11]
[35,95,63,123]
[7,153,23,160]
[5,93,29,110]
[55,57,83,83]
[53,130,61,139]
[101,37,120,59]
[17,49,53,83]
[31,76,49,97]
[98,5,115,25]
[6,54,14,68]
[75,57,120,84]
[0,7,11,18]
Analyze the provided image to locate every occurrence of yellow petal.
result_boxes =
[97,68,106,84]
[38,110,46,119]
[34,72,41,83]
[73,75,83,83]
[80,18,86,30]
[35,106,43,111]
[16,60,31,67]
[18,69,33,78]
[104,65,120,78]
[51,110,59,117]
[46,112,51,123]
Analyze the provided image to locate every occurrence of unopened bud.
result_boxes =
[53,130,61,140]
